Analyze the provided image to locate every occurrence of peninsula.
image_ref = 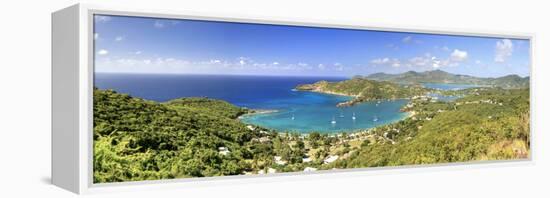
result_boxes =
[295,77,428,107]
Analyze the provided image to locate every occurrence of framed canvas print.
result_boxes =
[52,4,533,194]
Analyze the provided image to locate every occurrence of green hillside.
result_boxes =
[295,77,427,106]
[164,97,248,119]
[324,88,530,169]
[366,70,529,88]
[93,88,275,182]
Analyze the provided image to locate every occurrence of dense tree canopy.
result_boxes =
[325,88,530,169]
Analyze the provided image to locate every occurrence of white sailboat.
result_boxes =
[352,112,356,120]
[331,116,336,124]
[339,110,345,118]
[373,116,378,122]
[291,114,295,120]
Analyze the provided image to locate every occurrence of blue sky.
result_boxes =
[94,15,530,78]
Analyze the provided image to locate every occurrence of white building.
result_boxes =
[267,168,277,174]
[323,155,339,164]
[274,156,287,165]
[303,167,318,172]
[218,147,230,155]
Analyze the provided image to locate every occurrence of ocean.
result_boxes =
[94,73,409,133]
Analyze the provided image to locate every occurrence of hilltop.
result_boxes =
[365,70,529,89]
[93,88,269,182]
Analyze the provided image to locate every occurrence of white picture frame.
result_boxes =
[52,3,534,194]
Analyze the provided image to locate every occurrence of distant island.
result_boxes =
[365,70,529,89]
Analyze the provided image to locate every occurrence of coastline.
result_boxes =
[305,89,357,98]
[296,87,417,108]
[238,85,417,135]
[241,106,413,136]
[239,109,279,119]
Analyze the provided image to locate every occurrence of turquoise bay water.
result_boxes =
[95,74,472,134]
[96,73,406,133]
[240,92,409,133]
[422,83,479,102]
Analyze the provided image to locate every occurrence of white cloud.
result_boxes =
[371,57,390,65]
[434,46,450,52]
[430,56,453,69]
[386,44,399,50]
[153,20,180,28]
[334,63,344,71]
[402,36,412,43]
[407,53,436,68]
[272,62,279,65]
[494,39,513,63]
[409,56,430,66]
[401,36,422,44]
[432,59,441,68]
[390,62,400,67]
[370,58,401,68]
[237,57,252,66]
[409,50,464,69]
[115,36,124,42]
[94,16,111,22]
[154,20,165,28]
[450,49,468,62]
[94,33,99,40]
[97,55,326,74]
[135,51,142,55]
[314,63,346,71]
[97,49,108,55]
[372,50,468,71]
[318,64,326,70]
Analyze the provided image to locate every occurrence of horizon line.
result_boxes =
[94,72,354,79]
[94,70,530,79]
